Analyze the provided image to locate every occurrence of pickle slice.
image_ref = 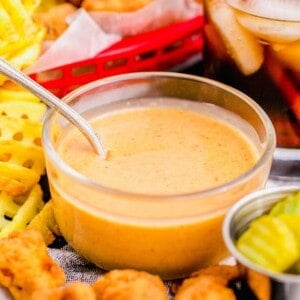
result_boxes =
[278,214,300,248]
[270,192,300,216]
[237,215,299,272]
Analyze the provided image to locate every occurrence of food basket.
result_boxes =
[30,15,204,97]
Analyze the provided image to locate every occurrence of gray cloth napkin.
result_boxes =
[49,245,175,298]
[49,245,105,283]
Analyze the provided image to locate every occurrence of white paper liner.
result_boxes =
[25,0,203,75]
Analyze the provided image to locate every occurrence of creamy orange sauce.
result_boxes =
[58,106,258,194]
[50,102,267,279]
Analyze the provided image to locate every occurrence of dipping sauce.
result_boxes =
[58,102,258,194]
[43,73,275,280]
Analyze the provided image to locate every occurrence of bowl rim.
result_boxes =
[224,0,300,22]
[42,71,276,201]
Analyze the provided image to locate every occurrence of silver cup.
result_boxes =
[223,186,300,300]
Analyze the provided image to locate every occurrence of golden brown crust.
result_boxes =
[174,265,271,300]
[34,3,77,40]
[174,274,236,300]
[92,269,168,300]
[0,230,65,300]
[30,282,96,300]
[191,265,240,283]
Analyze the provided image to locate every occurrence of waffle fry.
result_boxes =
[0,101,46,122]
[0,82,42,103]
[0,162,39,196]
[28,200,61,245]
[0,84,50,240]
[0,185,44,238]
[0,140,45,174]
[0,115,42,146]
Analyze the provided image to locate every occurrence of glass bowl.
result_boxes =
[42,72,275,279]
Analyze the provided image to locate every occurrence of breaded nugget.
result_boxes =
[30,282,96,300]
[175,264,270,300]
[92,269,168,300]
[174,265,239,300]
[174,274,236,300]
[0,230,65,300]
[34,3,77,40]
[191,265,240,282]
[81,0,152,12]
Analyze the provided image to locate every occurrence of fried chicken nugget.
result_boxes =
[174,274,236,300]
[92,269,168,300]
[0,229,65,300]
[191,265,240,282]
[34,3,77,40]
[174,265,240,300]
[30,282,96,300]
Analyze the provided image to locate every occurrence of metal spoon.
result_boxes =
[0,58,107,159]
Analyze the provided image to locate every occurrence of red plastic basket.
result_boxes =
[30,15,204,97]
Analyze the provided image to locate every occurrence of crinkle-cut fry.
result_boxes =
[0,185,44,238]
[205,0,264,75]
[0,101,46,122]
[0,140,45,176]
[0,162,39,196]
[28,200,61,245]
[0,115,42,146]
[0,229,65,300]
[1,0,33,36]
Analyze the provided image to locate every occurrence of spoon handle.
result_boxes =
[0,58,107,159]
